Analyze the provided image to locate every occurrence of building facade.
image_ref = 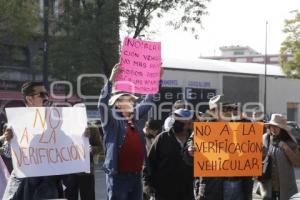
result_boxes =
[200,45,292,66]
[157,58,300,123]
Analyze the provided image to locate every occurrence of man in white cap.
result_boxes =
[98,64,163,200]
[183,94,246,200]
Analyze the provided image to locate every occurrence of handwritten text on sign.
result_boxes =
[115,37,161,94]
[5,107,90,178]
[194,122,263,177]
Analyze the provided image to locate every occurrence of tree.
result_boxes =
[48,0,210,96]
[48,0,120,96]
[120,0,210,39]
[0,0,39,44]
[280,11,300,78]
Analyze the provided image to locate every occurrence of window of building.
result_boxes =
[233,51,244,55]
[235,58,247,62]
[252,57,264,62]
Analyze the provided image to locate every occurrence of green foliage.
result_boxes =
[1,0,209,96]
[0,0,39,44]
[48,0,120,95]
[120,0,210,39]
[280,11,300,78]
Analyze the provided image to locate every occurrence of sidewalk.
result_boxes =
[94,165,300,200]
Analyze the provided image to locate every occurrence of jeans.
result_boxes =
[23,176,60,200]
[63,173,95,200]
[106,173,142,200]
[223,180,244,200]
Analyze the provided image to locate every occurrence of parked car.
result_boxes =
[287,121,300,149]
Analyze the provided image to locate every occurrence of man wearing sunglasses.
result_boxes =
[2,81,63,200]
[21,82,50,107]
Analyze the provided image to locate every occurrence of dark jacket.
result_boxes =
[183,132,224,200]
[144,130,194,200]
[98,81,155,175]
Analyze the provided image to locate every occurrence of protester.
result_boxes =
[2,81,64,200]
[144,108,194,200]
[225,104,254,200]
[63,122,102,200]
[3,82,91,200]
[143,119,161,154]
[163,99,188,131]
[183,95,253,200]
[98,64,163,200]
[142,119,161,200]
[184,95,224,200]
[2,82,66,200]
[258,113,300,199]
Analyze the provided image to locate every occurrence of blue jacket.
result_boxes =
[98,81,155,175]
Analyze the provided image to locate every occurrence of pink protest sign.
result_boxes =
[115,37,161,94]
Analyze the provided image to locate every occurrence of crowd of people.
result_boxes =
[1,64,300,200]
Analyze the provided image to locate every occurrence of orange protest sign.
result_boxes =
[194,122,263,177]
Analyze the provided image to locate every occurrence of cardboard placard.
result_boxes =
[5,107,90,178]
[115,37,161,94]
[194,122,263,177]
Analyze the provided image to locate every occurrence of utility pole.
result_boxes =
[264,21,268,119]
[43,0,49,89]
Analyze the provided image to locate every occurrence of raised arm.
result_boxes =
[98,64,119,126]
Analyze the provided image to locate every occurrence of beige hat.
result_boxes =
[108,93,138,106]
[265,113,297,143]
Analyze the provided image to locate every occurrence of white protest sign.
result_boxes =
[5,107,90,178]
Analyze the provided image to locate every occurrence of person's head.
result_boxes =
[265,113,297,143]
[208,95,236,121]
[21,82,49,107]
[252,109,265,122]
[144,119,161,138]
[109,93,138,117]
[172,108,193,134]
[173,100,188,111]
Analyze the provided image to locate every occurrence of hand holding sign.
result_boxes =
[188,145,195,157]
[109,63,120,82]
[160,67,164,79]
[3,128,13,142]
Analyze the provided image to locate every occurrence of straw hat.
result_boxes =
[265,113,297,143]
[108,93,138,106]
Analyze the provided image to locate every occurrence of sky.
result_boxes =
[141,0,300,59]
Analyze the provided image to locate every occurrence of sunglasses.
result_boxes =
[30,91,49,98]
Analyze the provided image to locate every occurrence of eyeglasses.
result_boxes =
[30,91,49,98]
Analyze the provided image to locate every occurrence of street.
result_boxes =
[94,164,300,200]
[95,164,107,200]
